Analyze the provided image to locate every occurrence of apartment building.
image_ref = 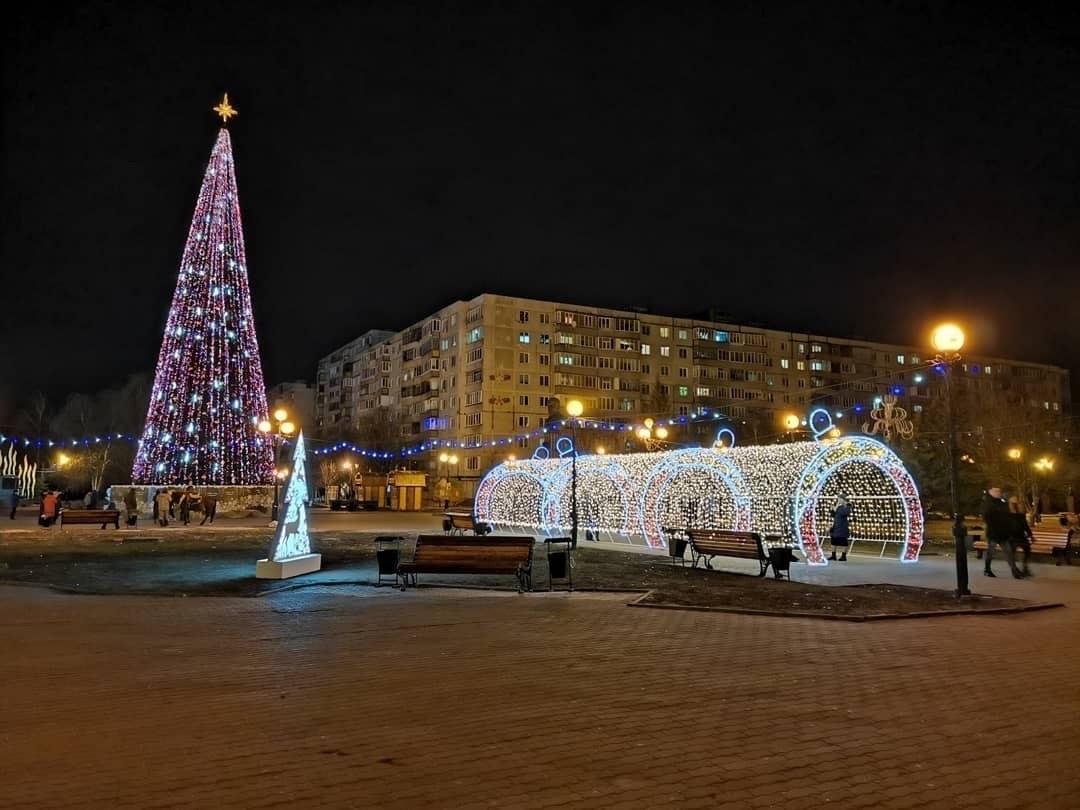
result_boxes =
[315,294,1071,495]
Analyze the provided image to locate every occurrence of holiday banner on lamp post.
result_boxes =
[256,431,321,579]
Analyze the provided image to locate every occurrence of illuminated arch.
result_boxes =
[791,437,923,565]
[474,464,550,529]
[639,449,752,548]
[541,457,637,537]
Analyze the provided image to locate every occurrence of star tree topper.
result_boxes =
[213,93,238,124]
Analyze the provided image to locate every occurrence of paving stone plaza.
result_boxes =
[3,522,1079,808]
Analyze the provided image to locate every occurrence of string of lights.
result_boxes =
[474,436,924,565]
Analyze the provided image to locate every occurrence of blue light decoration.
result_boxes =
[714,427,736,449]
[475,438,923,564]
[807,408,835,440]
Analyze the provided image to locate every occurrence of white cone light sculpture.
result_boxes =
[256,430,321,579]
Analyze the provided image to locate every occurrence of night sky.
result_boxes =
[4,2,1080,414]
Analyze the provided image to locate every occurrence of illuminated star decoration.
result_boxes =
[863,395,914,443]
[213,93,238,124]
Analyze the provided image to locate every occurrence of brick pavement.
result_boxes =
[2,575,1079,809]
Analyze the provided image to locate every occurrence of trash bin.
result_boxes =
[767,544,797,580]
[544,537,574,591]
[375,536,403,586]
[548,550,568,579]
[669,537,688,563]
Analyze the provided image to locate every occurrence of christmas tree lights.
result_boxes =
[475,437,924,564]
[132,123,273,485]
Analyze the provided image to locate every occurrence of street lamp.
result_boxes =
[565,399,584,546]
[931,321,969,597]
[258,408,296,523]
[1032,456,1054,518]
[636,419,671,451]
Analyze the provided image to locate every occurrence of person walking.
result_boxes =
[9,488,19,520]
[828,494,852,561]
[155,487,172,527]
[1008,496,1033,578]
[124,487,138,527]
[981,486,1019,578]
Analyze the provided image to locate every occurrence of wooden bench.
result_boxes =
[686,529,784,578]
[398,535,534,592]
[444,512,476,534]
[60,509,120,529]
[973,521,1074,565]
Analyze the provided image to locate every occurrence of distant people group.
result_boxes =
[981,485,1035,579]
[151,485,216,527]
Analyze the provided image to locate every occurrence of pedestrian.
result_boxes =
[1008,496,1032,578]
[828,494,852,561]
[124,487,138,527]
[180,486,195,525]
[9,488,18,520]
[155,487,172,527]
[39,490,58,527]
[981,485,1019,578]
[84,488,99,509]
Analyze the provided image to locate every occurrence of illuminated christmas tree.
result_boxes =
[132,95,274,485]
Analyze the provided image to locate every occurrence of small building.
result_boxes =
[387,469,426,511]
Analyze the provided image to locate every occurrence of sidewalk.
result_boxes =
[3,579,1079,808]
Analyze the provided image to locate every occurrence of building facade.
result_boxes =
[315,294,1071,497]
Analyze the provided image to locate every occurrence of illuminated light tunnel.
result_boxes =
[473,437,923,565]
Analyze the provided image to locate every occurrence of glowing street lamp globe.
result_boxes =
[280,421,296,436]
[439,452,449,464]
[637,427,652,440]
[654,426,669,440]
[258,419,272,434]
[1007,447,1023,461]
[931,323,965,354]
[565,399,584,418]
[273,408,289,423]
[783,414,800,430]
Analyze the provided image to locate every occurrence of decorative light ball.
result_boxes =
[930,323,965,354]
[783,414,800,430]
[273,408,289,422]
[566,399,584,418]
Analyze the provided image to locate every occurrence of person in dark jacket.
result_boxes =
[981,486,1019,578]
[123,487,138,527]
[828,494,852,561]
[9,489,19,520]
[1008,496,1033,578]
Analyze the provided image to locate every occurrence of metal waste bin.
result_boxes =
[375,535,402,586]
[544,537,574,591]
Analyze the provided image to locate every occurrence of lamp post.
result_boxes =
[565,399,584,546]
[1032,456,1054,519]
[258,408,296,523]
[931,322,969,597]
[635,418,670,451]
[1007,447,1025,511]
